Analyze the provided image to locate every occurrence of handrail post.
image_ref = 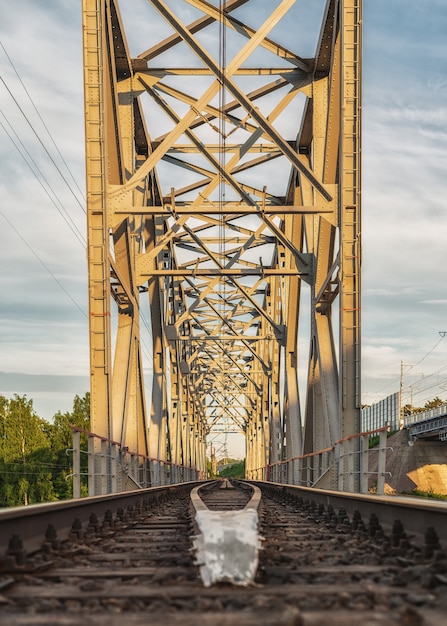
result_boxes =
[110,442,118,493]
[360,434,369,494]
[100,439,108,494]
[72,430,81,499]
[336,441,343,491]
[88,434,95,496]
[377,429,387,495]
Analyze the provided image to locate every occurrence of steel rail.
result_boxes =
[0,482,200,557]
[253,481,447,546]
[2,481,446,565]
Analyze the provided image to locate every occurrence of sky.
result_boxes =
[0,0,446,459]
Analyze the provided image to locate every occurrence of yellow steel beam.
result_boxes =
[83,0,113,494]
[83,0,362,491]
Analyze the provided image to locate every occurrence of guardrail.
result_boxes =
[247,426,391,495]
[70,428,201,497]
[407,415,447,440]
[403,403,447,428]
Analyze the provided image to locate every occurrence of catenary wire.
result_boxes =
[0,40,86,203]
[368,334,447,398]
[0,209,87,320]
[0,73,86,215]
[0,116,86,247]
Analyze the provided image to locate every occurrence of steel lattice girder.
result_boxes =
[82,0,361,489]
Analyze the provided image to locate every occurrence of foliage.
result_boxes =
[219,459,245,479]
[402,404,419,416]
[0,395,55,506]
[403,397,446,416]
[424,397,445,410]
[218,457,240,466]
[0,392,90,507]
[206,457,217,478]
[368,430,397,449]
[50,393,91,499]
[368,435,380,449]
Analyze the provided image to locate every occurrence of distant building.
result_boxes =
[361,392,400,434]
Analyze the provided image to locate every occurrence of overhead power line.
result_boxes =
[0,116,86,247]
[406,334,446,373]
[371,333,447,398]
[0,40,86,204]
[0,63,86,216]
[0,209,87,320]
[0,42,89,322]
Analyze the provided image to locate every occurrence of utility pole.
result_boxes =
[400,361,412,427]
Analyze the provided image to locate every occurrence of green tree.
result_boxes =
[424,397,445,410]
[219,459,246,479]
[402,403,423,416]
[403,397,446,417]
[0,394,55,506]
[51,392,90,499]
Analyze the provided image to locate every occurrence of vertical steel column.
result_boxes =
[82,0,112,495]
[339,0,362,490]
[284,213,304,476]
[147,267,167,485]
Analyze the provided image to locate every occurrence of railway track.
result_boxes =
[1,480,447,625]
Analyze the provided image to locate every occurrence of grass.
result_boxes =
[368,430,398,449]
[404,487,447,501]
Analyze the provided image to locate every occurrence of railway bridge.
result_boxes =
[404,404,447,442]
[3,4,447,624]
[82,0,361,495]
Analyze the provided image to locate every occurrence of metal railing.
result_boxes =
[69,428,201,497]
[247,426,391,495]
[403,403,447,428]
[408,416,447,439]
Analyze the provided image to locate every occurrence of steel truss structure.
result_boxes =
[82,0,361,492]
